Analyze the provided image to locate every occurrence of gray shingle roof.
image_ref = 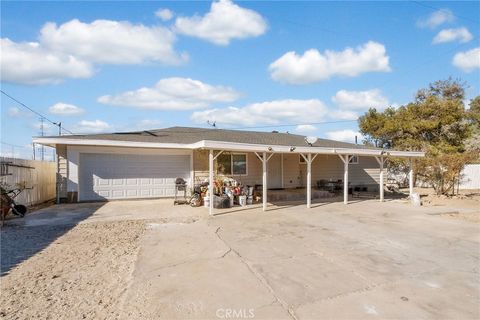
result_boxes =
[48,126,377,149]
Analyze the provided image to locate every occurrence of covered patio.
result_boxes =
[203,140,424,215]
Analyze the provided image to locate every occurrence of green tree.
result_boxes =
[359,79,476,195]
[465,96,480,155]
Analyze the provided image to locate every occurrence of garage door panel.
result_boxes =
[79,153,190,201]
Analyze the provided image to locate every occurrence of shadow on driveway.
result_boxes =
[1,202,105,276]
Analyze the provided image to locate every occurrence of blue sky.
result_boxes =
[1,0,479,159]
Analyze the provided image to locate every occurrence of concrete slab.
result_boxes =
[8,199,206,227]
[121,220,291,319]
[7,198,478,319]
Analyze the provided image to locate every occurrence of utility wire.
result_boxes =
[0,141,30,149]
[410,1,479,25]
[228,120,358,131]
[1,89,75,135]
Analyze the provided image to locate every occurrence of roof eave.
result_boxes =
[32,137,425,158]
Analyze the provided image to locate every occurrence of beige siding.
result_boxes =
[57,144,68,198]
[307,155,380,187]
[350,156,380,185]
[282,154,301,188]
[193,151,263,186]
[175,151,380,189]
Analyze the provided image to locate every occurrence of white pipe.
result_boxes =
[209,149,214,215]
[263,151,267,211]
[379,156,384,202]
[409,158,414,198]
[307,153,312,208]
[344,155,349,205]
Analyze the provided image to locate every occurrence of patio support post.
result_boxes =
[338,155,350,205]
[209,149,214,215]
[255,151,274,212]
[375,156,385,202]
[409,158,414,198]
[262,151,267,212]
[344,156,349,204]
[307,153,312,208]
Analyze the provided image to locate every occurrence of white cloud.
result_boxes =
[175,0,267,45]
[325,130,363,143]
[191,99,328,127]
[453,47,480,72]
[7,107,33,118]
[0,38,93,85]
[269,41,390,84]
[136,119,163,130]
[48,102,84,116]
[329,110,359,121]
[417,9,455,29]
[40,19,185,65]
[74,120,112,134]
[433,27,473,44]
[1,18,187,85]
[156,8,174,21]
[295,124,317,133]
[332,89,389,110]
[7,107,21,117]
[98,77,239,110]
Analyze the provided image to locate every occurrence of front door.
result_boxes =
[268,154,283,189]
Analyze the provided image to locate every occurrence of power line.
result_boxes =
[228,119,358,131]
[0,141,29,149]
[1,90,75,135]
[410,1,479,25]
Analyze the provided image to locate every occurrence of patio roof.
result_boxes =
[33,126,424,158]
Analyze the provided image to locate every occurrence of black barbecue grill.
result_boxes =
[174,178,188,205]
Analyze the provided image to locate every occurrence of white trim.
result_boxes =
[34,137,425,158]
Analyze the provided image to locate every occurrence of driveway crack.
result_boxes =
[214,227,298,320]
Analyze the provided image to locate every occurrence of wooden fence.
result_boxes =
[1,157,56,206]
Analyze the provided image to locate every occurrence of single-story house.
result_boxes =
[33,126,424,214]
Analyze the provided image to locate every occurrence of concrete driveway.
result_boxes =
[118,200,479,319]
[3,199,479,319]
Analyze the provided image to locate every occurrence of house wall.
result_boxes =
[56,144,68,200]
[305,155,380,187]
[59,146,382,202]
[282,153,302,188]
[193,151,380,189]
[193,150,264,186]
[65,145,192,202]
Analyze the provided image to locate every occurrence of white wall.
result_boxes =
[460,164,480,190]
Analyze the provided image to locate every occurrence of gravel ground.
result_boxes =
[0,220,146,320]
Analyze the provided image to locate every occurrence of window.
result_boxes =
[232,154,247,175]
[216,153,247,175]
[299,155,306,164]
[217,154,232,175]
[349,155,359,164]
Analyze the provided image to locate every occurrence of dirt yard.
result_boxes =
[0,220,146,319]
[1,198,479,319]
[415,188,480,223]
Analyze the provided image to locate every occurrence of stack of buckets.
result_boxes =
[247,186,254,205]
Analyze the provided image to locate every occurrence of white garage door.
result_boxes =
[79,153,190,201]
